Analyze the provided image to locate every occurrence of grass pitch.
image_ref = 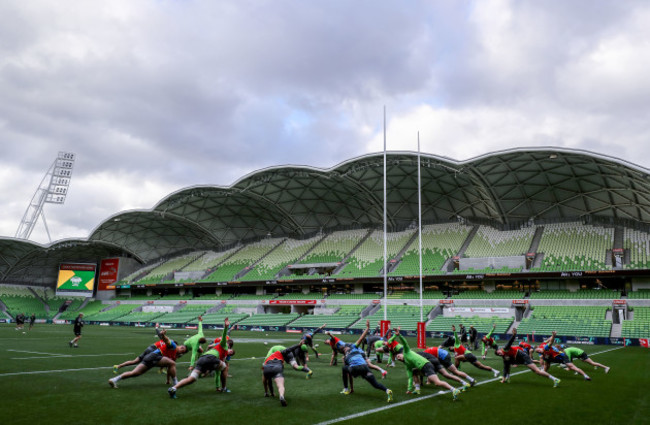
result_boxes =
[1,324,649,425]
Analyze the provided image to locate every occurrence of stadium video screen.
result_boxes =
[56,263,97,297]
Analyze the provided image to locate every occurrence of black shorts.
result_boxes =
[551,354,570,365]
[349,364,371,378]
[263,360,284,380]
[576,352,589,361]
[74,328,82,336]
[439,355,453,369]
[141,351,164,368]
[137,345,157,361]
[418,352,443,373]
[464,352,478,364]
[516,351,534,366]
[283,351,295,364]
[421,361,436,378]
[195,354,221,374]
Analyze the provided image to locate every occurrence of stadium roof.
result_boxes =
[3,146,650,285]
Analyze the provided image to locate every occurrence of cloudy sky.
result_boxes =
[2,0,650,244]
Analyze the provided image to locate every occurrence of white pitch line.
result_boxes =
[0,354,264,378]
[313,346,624,425]
[0,366,116,377]
[12,353,136,360]
[7,349,64,356]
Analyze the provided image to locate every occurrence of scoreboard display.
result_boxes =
[56,263,97,297]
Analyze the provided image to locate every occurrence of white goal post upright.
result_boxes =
[383,106,388,323]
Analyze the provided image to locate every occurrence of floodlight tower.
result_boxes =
[15,151,76,242]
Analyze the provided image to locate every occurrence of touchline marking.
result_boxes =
[313,346,624,425]
[12,353,136,360]
[7,349,63,356]
[0,366,116,377]
[0,355,264,377]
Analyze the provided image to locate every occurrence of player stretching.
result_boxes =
[563,346,610,374]
[339,320,392,402]
[168,340,227,399]
[495,328,560,387]
[423,345,476,387]
[417,351,470,389]
[113,324,172,376]
[302,323,327,359]
[261,342,313,407]
[393,327,461,401]
[183,316,207,371]
[481,324,497,359]
[325,332,344,366]
[211,318,235,392]
[109,329,187,388]
[539,332,591,381]
[379,327,404,367]
[451,325,500,377]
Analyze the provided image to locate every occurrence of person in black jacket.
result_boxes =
[69,313,84,348]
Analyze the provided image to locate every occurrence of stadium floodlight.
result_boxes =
[15,151,76,242]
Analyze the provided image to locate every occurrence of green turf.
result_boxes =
[1,324,649,425]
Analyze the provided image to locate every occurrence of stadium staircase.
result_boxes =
[526,226,545,269]
[506,320,520,334]
[234,238,286,280]
[528,226,544,253]
[332,229,374,275]
[456,225,479,257]
[384,230,419,274]
[276,233,329,278]
[27,287,49,314]
[610,322,622,338]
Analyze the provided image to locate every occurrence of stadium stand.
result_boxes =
[157,304,212,324]
[627,289,650,299]
[351,305,430,331]
[289,308,360,329]
[624,228,650,269]
[182,248,239,272]
[427,316,513,334]
[231,294,277,300]
[451,290,526,299]
[621,307,650,338]
[190,304,251,325]
[298,229,367,264]
[58,300,105,320]
[386,290,446,299]
[201,238,284,282]
[83,304,139,322]
[240,235,321,281]
[326,293,383,300]
[275,292,324,300]
[338,229,415,278]
[193,293,233,300]
[237,313,300,327]
[517,306,612,337]
[118,310,167,323]
[531,222,614,272]
[388,223,472,276]
[135,251,205,284]
[284,229,368,280]
[0,287,48,319]
[464,225,536,258]
[529,289,620,299]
